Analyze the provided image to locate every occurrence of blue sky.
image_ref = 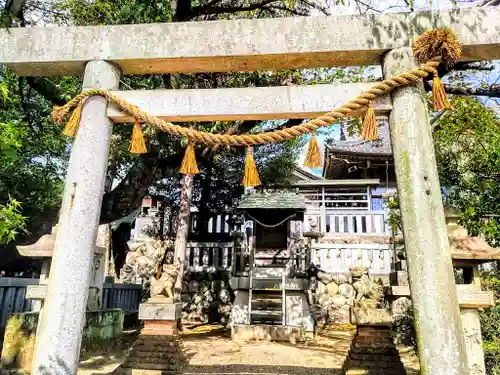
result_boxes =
[298,0,498,177]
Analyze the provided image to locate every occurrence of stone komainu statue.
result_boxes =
[150,263,180,300]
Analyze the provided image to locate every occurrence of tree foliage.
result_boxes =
[433,96,500,246]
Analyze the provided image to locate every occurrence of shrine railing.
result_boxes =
[310,243,394,274]
[303,210,389,236]
[298,185,390,237]
[185,241,233,272]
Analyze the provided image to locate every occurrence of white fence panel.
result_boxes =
[311,243,394,274]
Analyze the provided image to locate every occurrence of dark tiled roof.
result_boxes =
[326,118,392,158]
[238,189,306,210]
[293,166,323,181]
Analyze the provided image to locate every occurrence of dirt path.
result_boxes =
[77,325,419,375]
[181,326,352,375]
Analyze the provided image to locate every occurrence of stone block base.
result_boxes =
[343,326,405,375]
[113,334,184,374]
[231,324,310,343]
[351,308,392,326]
[141,320,179,336]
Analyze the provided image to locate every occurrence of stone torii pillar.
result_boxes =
[32,60,121,375]
[383,48,469,375]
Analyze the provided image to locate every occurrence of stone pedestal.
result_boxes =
[343,309,405,375]
[114,301,184,374]
[139,301,182,336]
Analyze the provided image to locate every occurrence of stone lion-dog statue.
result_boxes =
[150,263,180,301]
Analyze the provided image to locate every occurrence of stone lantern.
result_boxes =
[388,205,499,375]
[16,225,108,310]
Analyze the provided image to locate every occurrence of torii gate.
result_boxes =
[1,6,500,375]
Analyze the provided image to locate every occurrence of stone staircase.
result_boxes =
[343,325,407,375]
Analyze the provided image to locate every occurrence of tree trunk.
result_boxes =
[174,174,194,296]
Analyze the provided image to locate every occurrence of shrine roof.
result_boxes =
[325,119,393,159]
[238,189,305,210]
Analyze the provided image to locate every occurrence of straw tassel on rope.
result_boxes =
[130,120,148,154]
[243,147,261,188]
[360,103,378,141]
[431,71,451,111]
[62,99,85,137]
[179,141,199,175]
[303,133,321,168]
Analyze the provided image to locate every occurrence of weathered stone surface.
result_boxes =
[391,297,412,318]
[331,295,347,308]
[461,309,487,375]
[318,294,331,307]
[344,326,406,375]
[332,305,351,324]
[31,61,120,375]
[384,48,469,375]
[390,270,409,286]
[3,7,500,76]
[188,280,199,293]
[108,84,391,123]
[326,282,339,296]
[317,271,334,285]
[352,308,392,326]
[339,283,356,299]
[139,302,182,321]
[25,285,47,300]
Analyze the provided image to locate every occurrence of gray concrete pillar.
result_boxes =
[32,60,120,375]
[383,48,469,375]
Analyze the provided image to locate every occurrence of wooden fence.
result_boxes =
[102,283,142,312]
[0,278,141,347]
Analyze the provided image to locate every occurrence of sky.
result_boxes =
[297,0,491,177]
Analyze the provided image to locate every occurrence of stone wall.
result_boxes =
[314,270,384,325]
[181,271,233,325]
[0,309,124,372]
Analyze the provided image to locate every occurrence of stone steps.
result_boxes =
[122,362,180,371]
[113,333,184,375]
[346,369,406,375]
[345,359,406,370]
[349,352,402,362]
[113,368,179,375]
[343,325,406,375]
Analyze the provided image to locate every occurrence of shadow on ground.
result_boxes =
[182,364,343,375]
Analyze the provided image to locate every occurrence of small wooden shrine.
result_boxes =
[230,189,314,341]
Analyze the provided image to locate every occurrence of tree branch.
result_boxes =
[25,77,66,106]
[444,84,500,97]
[192,0,276,16]
[423,79,500,98]
[173,0,192,21]
[100,152,183,223]
[453,61,495,71]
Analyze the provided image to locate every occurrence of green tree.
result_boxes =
[433,96,500,246]
[3,0,338,227]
